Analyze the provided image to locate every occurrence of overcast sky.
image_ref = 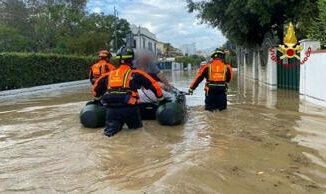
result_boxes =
[86,0,226,50]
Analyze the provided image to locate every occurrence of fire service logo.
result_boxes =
[270,22,311,67]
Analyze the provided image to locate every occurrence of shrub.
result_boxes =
[0,52,96,91]
[308,0,326,48]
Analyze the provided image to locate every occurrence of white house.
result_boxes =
[130,25,157,55]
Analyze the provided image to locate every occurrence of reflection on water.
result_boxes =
[0,71,326,193]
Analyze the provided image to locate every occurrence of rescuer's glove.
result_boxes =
[188,89,194,95]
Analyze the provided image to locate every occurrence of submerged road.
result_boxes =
[0,71,326,193]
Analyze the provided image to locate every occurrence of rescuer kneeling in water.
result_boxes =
[89,50,116,85]
[188,50,232,111]
[92,47,165,137]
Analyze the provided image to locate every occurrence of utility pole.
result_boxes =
[138,26,141,49]
[113,4,118,51]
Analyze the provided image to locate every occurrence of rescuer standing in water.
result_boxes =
[89,50,116,85]
[188,50,232,111]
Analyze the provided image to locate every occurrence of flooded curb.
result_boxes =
[300,94,326,108]
[0,80,89,100]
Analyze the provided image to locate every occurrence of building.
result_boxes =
[156,41,165,57]
[156,42,183,58]
[155,42,183,71]
[129,25,157,55]
[164,43,182,57]
[165,43,183,57]
[180,43,196,55]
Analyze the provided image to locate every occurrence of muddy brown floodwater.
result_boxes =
[0,71,326,194]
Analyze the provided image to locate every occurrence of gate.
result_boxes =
[277,52,300,90]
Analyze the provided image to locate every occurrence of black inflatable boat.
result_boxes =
[80,89,186,128]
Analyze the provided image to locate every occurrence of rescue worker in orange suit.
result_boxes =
[92,47,166,137]
[188,50,232,111]
[89,50,116,85]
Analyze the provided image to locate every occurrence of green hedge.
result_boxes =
[0,52,96,91]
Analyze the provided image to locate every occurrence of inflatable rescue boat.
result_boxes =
[80,89,186,128]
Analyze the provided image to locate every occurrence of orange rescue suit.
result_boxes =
[189,59,232,90]
[208,59,229,82]
[89,60,116,84]
[92,64,163,107]
[189,59,232,111]
[106,65,138,105]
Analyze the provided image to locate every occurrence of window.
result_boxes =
[154,42,156,54]
[148,42,153,52]
[133,40,137,48]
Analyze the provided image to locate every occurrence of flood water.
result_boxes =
[0,71,326,194]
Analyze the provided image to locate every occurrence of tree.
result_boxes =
[308,0,326,48]
[187,0,318,48]
[0,0,30,34]
[0,24,31,52]
[176,55,206,68]
[220,40,237,67]
[0,0,130,54]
